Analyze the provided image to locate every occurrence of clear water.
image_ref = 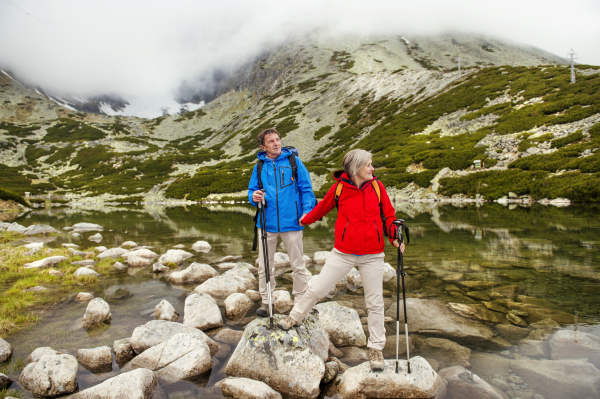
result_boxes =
[4,202,600,399]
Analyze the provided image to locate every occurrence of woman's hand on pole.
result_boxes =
[392,239,405,253]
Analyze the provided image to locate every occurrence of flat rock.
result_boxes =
[23,224,59,235]
[0,337,12,363]
[70,222,103,233]
[448,303,506,324]
[314,302,366,347]
[219,255,243,262]
[212,328,244,346]
[131,333,212,384]
[550,330,600,367]
[169,262,218,285]
[225,293,252,319]
[495,324,530,343]
[385,298,511,349]
[74,267,100,278]
[158,249,194,265]
[77,346,112,373]
[511,358,600,399]
[23,256,67,269]
[413,336,471,368]
[23,285,47,292]
[76,292,94,302]
[337,357,443,399]
[88,233,102,242]
[443,273,465,283]
[97,247,129,260]
[438,365,503,399]
[273,290,294,313]
[70,368,156,399]
[154,299,179,322]
[18,354,78,397]
[191,240,211,252]
[82,298,111,329]
[183,292,223,330]
[71,260,96,267]
[130,320,219,355]
[126,248,158,259]
[221,377,282,399]
[458,280,500,290]
[194,264,256,299]
[114,338,135,365]
[62,243,79,248]
[225,312,329,399]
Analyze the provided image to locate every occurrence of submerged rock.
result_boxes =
[225,311,329,399]
[154,299,179,322]
[337,357,443,399]
[19,354,78,397]
[413,336,472,368]
[168,262,218,285]
[131,333,212,384]
[438,365,503,399]
[549,330,600,367]
[158,249,193,265]
[447,303,506,324]
[314,302,366,347]
[70,368,156,399]
[82,298,111,329]
[0,338,12,363]
[130,320,219,355]
[77,346,112,373]
[183,293,223,330]
[23,256,67,269]
[221,377,282,399]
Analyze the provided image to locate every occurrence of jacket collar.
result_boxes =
[257,147,292,163]
[333,170,378,190]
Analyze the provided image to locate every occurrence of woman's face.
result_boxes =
[356,158,374,182]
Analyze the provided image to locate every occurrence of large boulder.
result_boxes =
[273,290,294,313]
[168,262,218,285]
[154,299,179,322]
[130,320,219,355]
[158,249,193,265]
[82,298,111,329]
[183,292,223,330]
[225,293,253,319]
[77,346,112,373]
[336,357,443,399]
[511,358,600,399]
[18,354,78,397]
[225,312,329,399]
[550,330,600,367]
[97,247,129,260]
[194,264,256,299]
[438,365,503,399]
[131,333,212,383]
[23,256,67,269]
[0,338,12,363]
[70,368,156,399]
[314,302,366,347]
[385,299,511,349]
[221,377,282,399]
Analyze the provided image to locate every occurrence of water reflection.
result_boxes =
[4,202,600,399]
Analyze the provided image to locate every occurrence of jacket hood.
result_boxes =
[333,170,378,188]
[257,147,292,162]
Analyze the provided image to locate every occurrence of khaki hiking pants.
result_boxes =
[290,248,386,350]
[257,229,308,305]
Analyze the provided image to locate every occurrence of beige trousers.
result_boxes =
[257,229,308,305]
[290,248,386,350]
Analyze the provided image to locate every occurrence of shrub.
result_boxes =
[44,119,106,142]
[551,130,584,148]
[0,188,28,207]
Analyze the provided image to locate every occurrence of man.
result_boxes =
[248,128,315,316]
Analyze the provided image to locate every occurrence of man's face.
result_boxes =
[261,133,282,159]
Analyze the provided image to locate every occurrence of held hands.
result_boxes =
[299,213,307,227]
[252,190,265,204]
[392,239,405,253]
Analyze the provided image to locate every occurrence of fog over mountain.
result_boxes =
[1,0,598,117]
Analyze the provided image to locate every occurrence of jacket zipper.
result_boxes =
[342,220,349,241]
[374,221,380,243]
[274,162,280,232]
[295,201,299,221]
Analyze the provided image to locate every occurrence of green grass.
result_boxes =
[0,122,39,137]
[43,119,106,142]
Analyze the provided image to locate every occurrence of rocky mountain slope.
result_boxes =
[1,33,599,203]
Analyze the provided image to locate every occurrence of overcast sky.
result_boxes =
[1,0,599,113]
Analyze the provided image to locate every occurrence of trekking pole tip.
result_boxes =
[395,361,398,374]
[407,361,411,373]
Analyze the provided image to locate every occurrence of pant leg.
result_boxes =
[258,229,279,304]
[357,252,386,350]
[280,230,308,305]
[289,249,356,322]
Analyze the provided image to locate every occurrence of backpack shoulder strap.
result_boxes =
[334,182,343,209]
[288,153,298,182]
[256,160,264,190]
[371,180,381,204]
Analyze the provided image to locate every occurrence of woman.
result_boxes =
[277,149,405,371]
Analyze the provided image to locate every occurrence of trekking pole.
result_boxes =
[258,192,274,329]
[391,219,411,374]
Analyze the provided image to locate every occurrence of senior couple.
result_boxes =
[247,128,405,371]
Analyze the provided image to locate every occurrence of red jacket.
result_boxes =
[302,171,397,255]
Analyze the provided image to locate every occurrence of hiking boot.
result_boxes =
[369,348,385,371]
[255,303,274,317]
[277,315,301,330]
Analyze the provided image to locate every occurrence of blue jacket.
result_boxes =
[248,148,315,233]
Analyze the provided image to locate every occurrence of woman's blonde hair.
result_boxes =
[342,149,372,177]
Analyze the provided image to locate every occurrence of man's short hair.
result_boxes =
[343,149,372,177]
[257,128,280,146]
